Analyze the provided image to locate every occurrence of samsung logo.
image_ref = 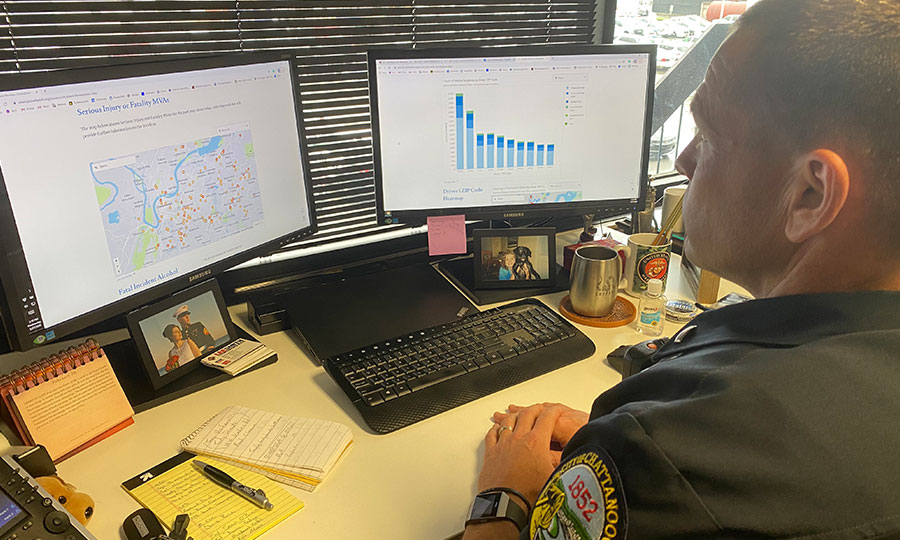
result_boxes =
[503,212,524,218]
[189,269,212,282]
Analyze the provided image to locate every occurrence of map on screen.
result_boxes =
[91,126,263,276]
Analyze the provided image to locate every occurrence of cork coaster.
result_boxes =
[559,295,636,328]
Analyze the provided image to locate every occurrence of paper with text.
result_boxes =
[180,406,353,490]
[427,214,467,256]
[127,456,303,540]
[12,353,133,461]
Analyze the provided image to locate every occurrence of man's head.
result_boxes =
[676,0,900,297]
[174,305,191,326]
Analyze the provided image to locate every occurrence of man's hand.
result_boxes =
[493,403,589,467]
[477,404,565,504]
[463,405,564,540]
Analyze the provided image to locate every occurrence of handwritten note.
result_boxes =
[127,457,303,540]
[181,406,353,490]
[427,214,467,256]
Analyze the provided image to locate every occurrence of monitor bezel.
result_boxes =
[0,52,317,351]
[368,44,657,224]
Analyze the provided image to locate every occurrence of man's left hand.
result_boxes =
[477,404,565,506]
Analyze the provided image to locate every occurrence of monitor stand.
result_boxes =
[103,326,275,413]
[438,256,569,306]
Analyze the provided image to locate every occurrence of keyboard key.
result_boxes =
[408,365,466,391]
[473,355,491,368]
[362,391,385,406]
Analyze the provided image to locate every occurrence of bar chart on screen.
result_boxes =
[451,92,558,171]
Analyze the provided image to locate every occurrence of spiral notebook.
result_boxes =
[180,405,353,491]
[0,339,134,462]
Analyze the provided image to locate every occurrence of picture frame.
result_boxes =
[126,278,237,390]
[472,228,556,289]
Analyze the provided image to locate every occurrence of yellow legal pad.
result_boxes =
[123,454,303,540]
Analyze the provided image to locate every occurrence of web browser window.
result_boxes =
[375,52,651,214]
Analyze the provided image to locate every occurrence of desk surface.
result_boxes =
[52,248,745,540]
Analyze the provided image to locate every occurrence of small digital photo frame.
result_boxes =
[472,228,556,289]
[126,278,237,390]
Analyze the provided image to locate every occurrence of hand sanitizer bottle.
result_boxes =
[636,278,666,336]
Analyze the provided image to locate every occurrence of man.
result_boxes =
[173,305,216,354]
[463,0,900,538]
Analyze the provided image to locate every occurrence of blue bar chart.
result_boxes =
[453,92,556,170]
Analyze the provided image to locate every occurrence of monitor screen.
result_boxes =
[0,54,315,351]
[370,46,656,222]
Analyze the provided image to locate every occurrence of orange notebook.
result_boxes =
[0,338,134,462]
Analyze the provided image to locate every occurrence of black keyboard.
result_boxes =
[324,298,596,433]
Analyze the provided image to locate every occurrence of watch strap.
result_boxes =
[465,490,528,531]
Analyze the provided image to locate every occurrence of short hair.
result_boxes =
[162,324,180,341]
[733,0,900,229]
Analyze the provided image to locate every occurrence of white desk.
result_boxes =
[54,252,745,540]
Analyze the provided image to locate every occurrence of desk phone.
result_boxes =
[0,455,96,540]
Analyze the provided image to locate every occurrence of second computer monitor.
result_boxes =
[369,45,656,223]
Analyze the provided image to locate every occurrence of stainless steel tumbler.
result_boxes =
[569,245,622,318]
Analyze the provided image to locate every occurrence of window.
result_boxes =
[614,0,740,177]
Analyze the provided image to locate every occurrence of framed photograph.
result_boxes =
[126,278,237,390]
[473,228,556,289]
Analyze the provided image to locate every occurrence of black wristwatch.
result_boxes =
[465,489,529,531]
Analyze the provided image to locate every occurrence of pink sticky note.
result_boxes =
[427,215,467,256]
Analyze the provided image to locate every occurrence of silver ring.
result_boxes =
[498,425,513,433]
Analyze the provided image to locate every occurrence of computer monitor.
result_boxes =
[369,45,656,223]
[0,53,316,351]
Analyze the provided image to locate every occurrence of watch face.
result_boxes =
[470,493,501,519]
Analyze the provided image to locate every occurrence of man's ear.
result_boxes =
[783,149,850,243]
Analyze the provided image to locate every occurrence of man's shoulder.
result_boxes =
[576,292,900,538]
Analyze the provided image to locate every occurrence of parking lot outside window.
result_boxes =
[615,0,745,175]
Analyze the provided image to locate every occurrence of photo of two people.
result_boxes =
[138,290,231,376]
[480,236,550,282]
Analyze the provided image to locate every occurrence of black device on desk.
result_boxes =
[0,454,97,539]
[368,45,656,301]
[369,45,656,224]
[324,298,595,433]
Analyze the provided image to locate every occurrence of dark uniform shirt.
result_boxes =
[182,321,215,352]
[526,291,900,539]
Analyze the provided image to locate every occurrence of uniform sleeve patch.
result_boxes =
[530,446,627,540]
